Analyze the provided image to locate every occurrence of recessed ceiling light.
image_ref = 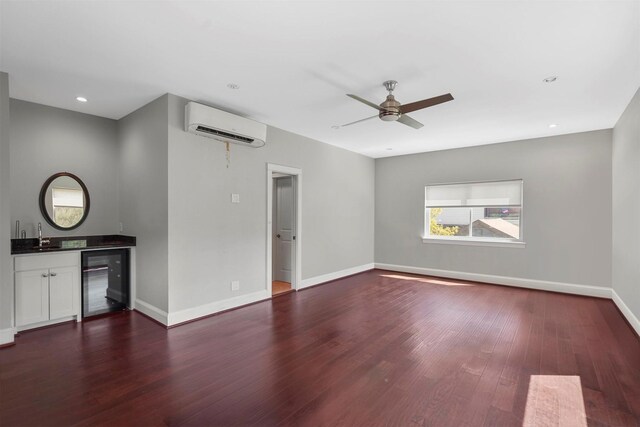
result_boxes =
[549,123,558,128]
[386,148,393,151]
[76,96,88,103]
[227,83,239,90]
[543,76,558,83]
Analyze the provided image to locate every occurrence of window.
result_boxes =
[424,180,523,246]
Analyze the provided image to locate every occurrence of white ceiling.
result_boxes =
[1,1,639,158]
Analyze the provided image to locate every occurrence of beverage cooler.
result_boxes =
[81,249,130,318]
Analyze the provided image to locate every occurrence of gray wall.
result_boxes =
[6,89,629,327]
[9,99,119,237]
[612,88,640,321]
[0,72,12,334]
[375,130,612,287]
[167,95,375,313]
[118,95,169,312]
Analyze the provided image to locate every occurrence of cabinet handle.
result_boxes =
[50,272,57,277]
[41,273,49,278]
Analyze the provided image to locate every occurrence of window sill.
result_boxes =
[421,237,526,248]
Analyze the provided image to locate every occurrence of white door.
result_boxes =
[49,266,77,319]
[15,269,49,326]
[274,176,294,283]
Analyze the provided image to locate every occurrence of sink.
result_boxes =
[31,245,62,251]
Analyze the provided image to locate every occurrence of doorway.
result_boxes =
[267,164,302,297]
[273,175,293,295]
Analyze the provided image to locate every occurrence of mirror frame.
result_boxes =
[39,172,91,231]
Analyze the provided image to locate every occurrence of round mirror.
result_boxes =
[39,172,90,230]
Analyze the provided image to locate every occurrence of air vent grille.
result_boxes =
[195,126,255,144]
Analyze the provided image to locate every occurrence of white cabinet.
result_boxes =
[15,269,49,326]
[48,266,78,319]
[14,253,80,330]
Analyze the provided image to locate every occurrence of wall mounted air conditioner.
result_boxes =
[185,101,266,148]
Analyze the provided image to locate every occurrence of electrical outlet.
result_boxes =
[119,222,123,233]
[231,193,240,203]
[231,280,240,291]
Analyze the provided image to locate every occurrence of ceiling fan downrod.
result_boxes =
[383,80,398,94]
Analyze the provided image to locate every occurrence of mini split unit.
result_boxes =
[184,101,267,148]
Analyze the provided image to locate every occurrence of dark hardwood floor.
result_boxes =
[1,269,639,426]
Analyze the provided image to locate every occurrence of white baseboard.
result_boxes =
[375,263,612,299]
[167,290,270,326]
[158,262,375,327]
[135,299,168,326]
[0,327,15,345]
[612,290,640,337]
[300,263,375,290]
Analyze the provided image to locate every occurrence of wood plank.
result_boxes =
[0,269,639,426]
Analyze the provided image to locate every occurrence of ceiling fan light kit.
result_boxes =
[341,80,454,129]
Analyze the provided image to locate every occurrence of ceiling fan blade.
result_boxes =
[400,93,454,114]
[397,114,424,129]
[338,115,379,128]
[347,94,383,111]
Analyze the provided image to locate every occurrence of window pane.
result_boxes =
[425,181,523,242]
[472,207,520,239]
[428,208,470,237]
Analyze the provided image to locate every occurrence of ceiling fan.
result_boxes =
[339,80,453,129]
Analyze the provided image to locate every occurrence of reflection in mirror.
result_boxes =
[49,177,83,227]
[39,172,90,230]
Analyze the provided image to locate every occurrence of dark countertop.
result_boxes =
[11,234,136,255]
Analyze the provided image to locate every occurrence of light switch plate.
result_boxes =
[231,280,240,291]
[231,193,240,203]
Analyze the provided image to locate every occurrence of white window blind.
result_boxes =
[425,180,522,208]
[52,187,83,207]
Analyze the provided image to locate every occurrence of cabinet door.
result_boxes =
[15,269,49,326]
[49,266,78,319]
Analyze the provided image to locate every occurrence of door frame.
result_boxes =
[266,163,302,295]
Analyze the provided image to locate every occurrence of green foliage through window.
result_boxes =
[429,208,460,236]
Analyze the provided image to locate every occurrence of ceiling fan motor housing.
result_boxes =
[379,95,401,121]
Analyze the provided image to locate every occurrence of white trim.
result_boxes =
[135,299,168,325]
[375,263,612,298]
[422,237,525,248]
[167,290,270,326]
[128,248,137,311]
[0,327,15,345]
[266,163,302,294]
[268,164,302,176]
[300,263,375,289]
[425,178,525,188]
[612,289,640,337]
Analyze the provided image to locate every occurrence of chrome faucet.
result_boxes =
[38,223,50,247]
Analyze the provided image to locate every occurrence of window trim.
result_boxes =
[421,235,526,248]
[423,179,525,246]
